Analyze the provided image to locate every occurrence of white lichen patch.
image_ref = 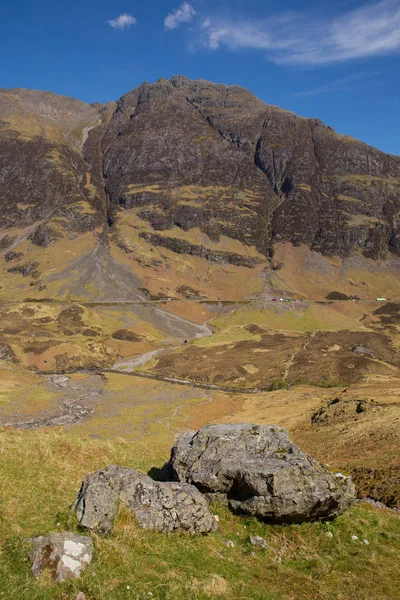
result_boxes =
[64,540,85,557]
[61,555,82,574]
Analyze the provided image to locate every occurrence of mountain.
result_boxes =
[1,77,400,515]
[1,76,400,302]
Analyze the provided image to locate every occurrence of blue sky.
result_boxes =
[1,0,400,154]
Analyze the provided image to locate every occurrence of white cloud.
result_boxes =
[107,13,137,30]
[200,0,400,65]
[165,2,196,31]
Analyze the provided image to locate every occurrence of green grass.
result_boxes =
[207,304,364,336]
[0,429,399,599]
[268,378,289,391]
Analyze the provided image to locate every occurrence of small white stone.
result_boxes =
[351,535,359,541]
[127,585,130,590]
[213,515,220,522]
[225,540,235,548]
[363,539,369,545]
[326,531,334,538]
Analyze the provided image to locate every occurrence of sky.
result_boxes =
[1,0,400,154]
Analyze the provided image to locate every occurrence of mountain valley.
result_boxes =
[0,77,400,599]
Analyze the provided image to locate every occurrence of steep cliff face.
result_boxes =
[102,78,277,259]
[1,77,400,301]
[167,76,400,259]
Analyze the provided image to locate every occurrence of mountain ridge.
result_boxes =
[2,77,394,155]
[2,76,400,302]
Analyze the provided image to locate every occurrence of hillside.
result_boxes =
[2,77,400,304]
[0,77,400,599]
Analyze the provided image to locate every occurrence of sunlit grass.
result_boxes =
[0,429,399,599]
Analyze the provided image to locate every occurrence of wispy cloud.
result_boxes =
[199,0,400,65]
[165,2,196,31]
[107,13,137,30]
[294,71,384,97]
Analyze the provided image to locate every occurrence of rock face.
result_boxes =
[74,465,218,535]
[74,471,118,534]
[1,77,400,303]
[165,424,355,523]
[28,532,93,582]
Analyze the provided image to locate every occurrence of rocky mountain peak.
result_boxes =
[1,76,400,302]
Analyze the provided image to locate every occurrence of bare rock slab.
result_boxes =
[74,465,217,535]
[74,475,118,535]
[28,532,93,582]
[164,423,355,523]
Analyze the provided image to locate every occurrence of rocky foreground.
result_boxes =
[28,424,355,583]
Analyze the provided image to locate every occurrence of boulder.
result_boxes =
[28,532,93,582]
[164,424,355,523]
[74,465,217,535]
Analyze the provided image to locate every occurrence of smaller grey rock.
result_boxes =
[28,532,93,582]
[225,540,235,548]
[351,535,359,541]
[75,594,87,600]
[74,465,217,535]
[352,345,375,358]
[326,531,334,538]
[249,535,269,549]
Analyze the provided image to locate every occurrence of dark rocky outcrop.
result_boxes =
[0,343,17,362]
[4,250,23,261]
[111,329,142,342]
[7,261,39,277]
[140,232,259,267]
[164,423,355,523]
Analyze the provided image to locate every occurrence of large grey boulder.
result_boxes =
[164,424,355,523]
[74,465,217,535]
[28,532,93,582]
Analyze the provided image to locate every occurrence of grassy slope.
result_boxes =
[1,268,400,598]
[0,430,399,600]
